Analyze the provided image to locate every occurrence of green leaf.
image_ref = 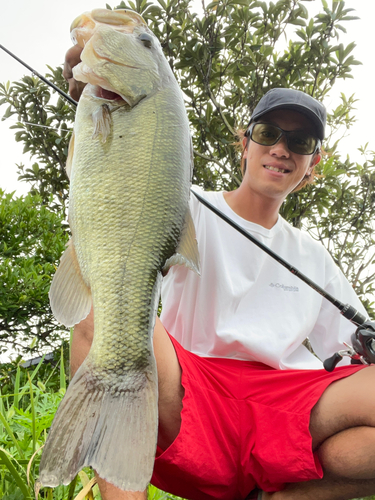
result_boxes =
[288,18,307,27]
[13,366,21,410]
[0,412,25,458]
[0,449,32,499]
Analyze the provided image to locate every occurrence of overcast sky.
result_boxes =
[0,0,374,196]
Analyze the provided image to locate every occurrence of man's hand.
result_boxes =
[63,45,86,101]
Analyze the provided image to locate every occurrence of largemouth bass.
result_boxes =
[39,8,199,492]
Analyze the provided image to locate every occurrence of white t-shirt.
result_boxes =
[160,186,368,370]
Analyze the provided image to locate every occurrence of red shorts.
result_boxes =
[151,334,366,500]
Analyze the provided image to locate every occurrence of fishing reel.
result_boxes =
[323,320,375,371]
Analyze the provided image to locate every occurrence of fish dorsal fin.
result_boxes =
[49,240,92,327]
[163,208,200,276]
[65,131,75,180]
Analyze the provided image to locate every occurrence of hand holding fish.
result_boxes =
[63,44,86,101]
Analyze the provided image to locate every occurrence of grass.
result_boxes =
[0,349,99,499]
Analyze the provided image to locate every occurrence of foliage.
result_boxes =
[0,352,74,500]
[0,66,74,216]
[128,0,361,189]
[0,189,69,356]
[148,485,186,500]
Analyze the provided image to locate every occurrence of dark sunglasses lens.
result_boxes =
[288,131,317,155]
[251,123,317,155]
[251,124,281,146]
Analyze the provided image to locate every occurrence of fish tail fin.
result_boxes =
[39,357,158,491]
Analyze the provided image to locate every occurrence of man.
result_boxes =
[65,47,375,500]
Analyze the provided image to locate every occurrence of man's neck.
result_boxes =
[223,187,282,229]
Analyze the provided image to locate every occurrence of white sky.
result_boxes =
[0,0,375,196]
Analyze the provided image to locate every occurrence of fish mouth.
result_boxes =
[95,86,124,101]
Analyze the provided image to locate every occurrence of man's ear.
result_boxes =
[308,152,321,175]
[312,153,321,167]
[308,153,322,175]
[242,136,248,150]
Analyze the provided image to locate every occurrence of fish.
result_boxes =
[38,8,200,492]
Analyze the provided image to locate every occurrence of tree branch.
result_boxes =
[207,87,235,136]
[193,149,241,186]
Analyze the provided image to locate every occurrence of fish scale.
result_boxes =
[39,8,199,492]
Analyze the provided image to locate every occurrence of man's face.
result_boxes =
[242,109,321,203]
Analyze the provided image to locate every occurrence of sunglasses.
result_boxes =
[245,122,321,155]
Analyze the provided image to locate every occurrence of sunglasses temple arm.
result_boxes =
[191,189,367,328]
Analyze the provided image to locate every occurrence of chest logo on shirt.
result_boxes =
[269,283,299,292]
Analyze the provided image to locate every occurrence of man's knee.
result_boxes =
[153,318,184,449]
[310,365,375,448]
[70,307,94,376]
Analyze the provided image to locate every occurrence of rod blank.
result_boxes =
[0,44,77,107]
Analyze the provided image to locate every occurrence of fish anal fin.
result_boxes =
[65,131,75,180]
[49,240,91,327]
[163,208,200,276]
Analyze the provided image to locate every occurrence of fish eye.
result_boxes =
[139,33,153,48]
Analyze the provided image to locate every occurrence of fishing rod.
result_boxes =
[4,45,374,370]
[191,190,375,371]
[0,44,77,107]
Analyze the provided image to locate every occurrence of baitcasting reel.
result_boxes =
[323,320,375,372]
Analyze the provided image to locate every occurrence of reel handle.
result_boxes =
[323,321,375,371]
[323,352,343,372]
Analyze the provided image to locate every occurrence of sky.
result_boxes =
[1,1,375,196]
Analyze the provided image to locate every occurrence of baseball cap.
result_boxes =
[248,88,326,140]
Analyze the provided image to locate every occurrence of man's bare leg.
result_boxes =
[96,478,147,500]
[71,310,184,500]
[263,366,375,500]
[263,476,375,500]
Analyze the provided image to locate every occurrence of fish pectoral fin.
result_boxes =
[49,239,92,327]
[65,131,75,180]
[92,103,112,143]
[163,207,200,276]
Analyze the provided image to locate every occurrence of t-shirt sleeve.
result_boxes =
[308,261,368,366]
[189,184,204,215]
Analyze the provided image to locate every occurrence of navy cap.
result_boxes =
[248,88,326,140]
